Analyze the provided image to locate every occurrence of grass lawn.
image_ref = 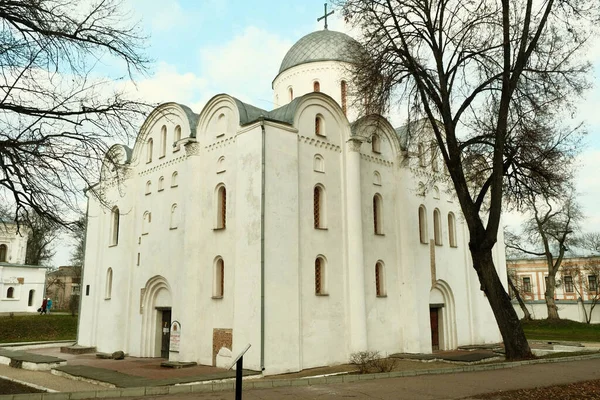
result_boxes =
[522,319,600,342]
[0,314,78,343]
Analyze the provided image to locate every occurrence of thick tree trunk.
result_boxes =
[472,250,533,360]
[545,275,560,320]
[507,276,532,321]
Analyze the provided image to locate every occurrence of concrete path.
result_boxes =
[92,357,600,400]
[0,364,108,393]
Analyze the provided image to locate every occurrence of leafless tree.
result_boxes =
[24,211,61,266]
[69,215,87,267]
[337,0,598,358]
[577,232,600,253]
[506,267,532,321]
[562,260,600,324]
[506,194,582,320]
[0,0,151,229]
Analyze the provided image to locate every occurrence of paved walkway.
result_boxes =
[92,357,600,400]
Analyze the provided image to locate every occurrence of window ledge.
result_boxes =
[141,233,149,236]
[104,297,111,301]
[375,233,385,236]
[173,148,181,153]
[216,133,225,138]
[217,170,226,174]
[145,192,151,196]
[158,188,164,192]
[171,185,178,188]
[2,298,19,301]
[169,227,178,230]
[450,245,458,248]
[435,243,443,247]
[314,227,328,231]
[108,244,118,248]
[315,293,329,297]
[420,241,428,245]
[377,294,388,298]
[213,227,226,231]
[314,170,325,174]
[212,296,223,300]
[159,155,166,159]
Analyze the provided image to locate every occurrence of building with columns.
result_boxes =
[78,29,506,375]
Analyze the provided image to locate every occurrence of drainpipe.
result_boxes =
[260,118,266,371]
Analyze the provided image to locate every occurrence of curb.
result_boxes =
[1,352,600,400]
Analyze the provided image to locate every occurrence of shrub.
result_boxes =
[349,350,380,374]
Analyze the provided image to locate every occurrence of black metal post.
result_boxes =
[235,355,243,400]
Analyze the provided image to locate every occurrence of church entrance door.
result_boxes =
[430,307,439,351]
[158,308,171,358]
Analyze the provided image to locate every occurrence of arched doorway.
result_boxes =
[140,276,172,358]
[428,280,457,351]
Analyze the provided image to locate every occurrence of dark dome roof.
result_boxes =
[278,30,360,74]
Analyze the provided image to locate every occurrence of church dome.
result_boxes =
[278,30,360,75]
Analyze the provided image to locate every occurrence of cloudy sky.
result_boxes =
[53,0,600,265]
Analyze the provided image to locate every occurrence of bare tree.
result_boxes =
[69,215,87,267]
[577,232,600,252]
[0,0,151,229]
[338,0,598,358]
[562,260,600,324]
[506,267,532,321]
[506,194,581,320]
[24,211,61,266]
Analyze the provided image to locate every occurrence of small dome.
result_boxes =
[278,30,360,75]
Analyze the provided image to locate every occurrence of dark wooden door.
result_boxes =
[161,309,171,358]
[430,307,439,351]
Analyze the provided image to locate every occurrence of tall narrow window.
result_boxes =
[160,125,167,158]
[28,290,34,306]
[171,171,178,187]
[158,176,165,191]
[105,268,113,299]
[433,209,442,245]
[6,287,14,298]
[564,276,574,292]
[315,257,326,295]
[289,87,294,101]
[375,261,385,297]
[431,141,439,172]
[341,80,347,115]
[448,212,457,247]
[0,244,7,262]
[214,258,224,298]
[523,277,532,293]
[418,143,426,167]
[419,205,428,244]
[216,185,227,229]
[589,275,598,293]
[170,204,178,229]
[315,114,325,136]
[313,185,326,229]
[147,138,153,163]
[313,81,320,92]
[142,211,151,235]
[173,125,182,151]
[110,207,119,246]
[373,194,383,234]
[145,180,152,195]
[372,135,381,153]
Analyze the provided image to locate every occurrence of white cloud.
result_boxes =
[198,26,292,109]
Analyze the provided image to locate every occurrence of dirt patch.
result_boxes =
[0,377,44,395]
[471,378,600,399]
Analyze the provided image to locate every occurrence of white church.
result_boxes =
[77,28,507,375]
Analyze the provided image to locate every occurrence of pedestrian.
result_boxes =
[40,298,47,315]
[46,298,52,314]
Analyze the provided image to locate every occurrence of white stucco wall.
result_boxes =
[0,265,47,313]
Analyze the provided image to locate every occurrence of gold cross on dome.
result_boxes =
[317,3,334,30]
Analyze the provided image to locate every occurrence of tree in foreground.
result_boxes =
[506,194,582,320]
[338,0,598,358]
[0,0,150,228]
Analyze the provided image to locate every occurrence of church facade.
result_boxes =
[78,29,507,375]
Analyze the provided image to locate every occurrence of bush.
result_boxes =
[349,351,397,374]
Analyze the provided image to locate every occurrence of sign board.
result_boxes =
[169,321,181,352]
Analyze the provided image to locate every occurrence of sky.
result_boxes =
[52,0,600,265]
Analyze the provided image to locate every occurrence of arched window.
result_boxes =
[373,194,383,235]
[28,290,35,306]
[340,80,347,115]
[313,81,320,92]
[160,125,167,158]
[214,258,224,298]
[217,156,226,173]
[313,185,326,229]
[434,209,442,245]
[147,138,153,163]
[431,141,439,172]
[217,113,226,137]
[289,87,294,101]
[216,185,227,229]
[448,212,457,247]
[142,211,151,235]
[315,114,325,136]
[433,186,440,200]
[419,205,428,244]
[315,256,327,295]
[145,180,151,195]
[105,268,113,300]
[313,154,324,173]
[158,176,165,191]
[173,125,182,151]
[372,135,381,153]
[373,171,382,186]
[0,244,7,262]
[110,207,119,246]
[418,143,426,167]
[171,171,178,187]
[6,287,14,299]
[375,261,385,297]
[170,204,178,229]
